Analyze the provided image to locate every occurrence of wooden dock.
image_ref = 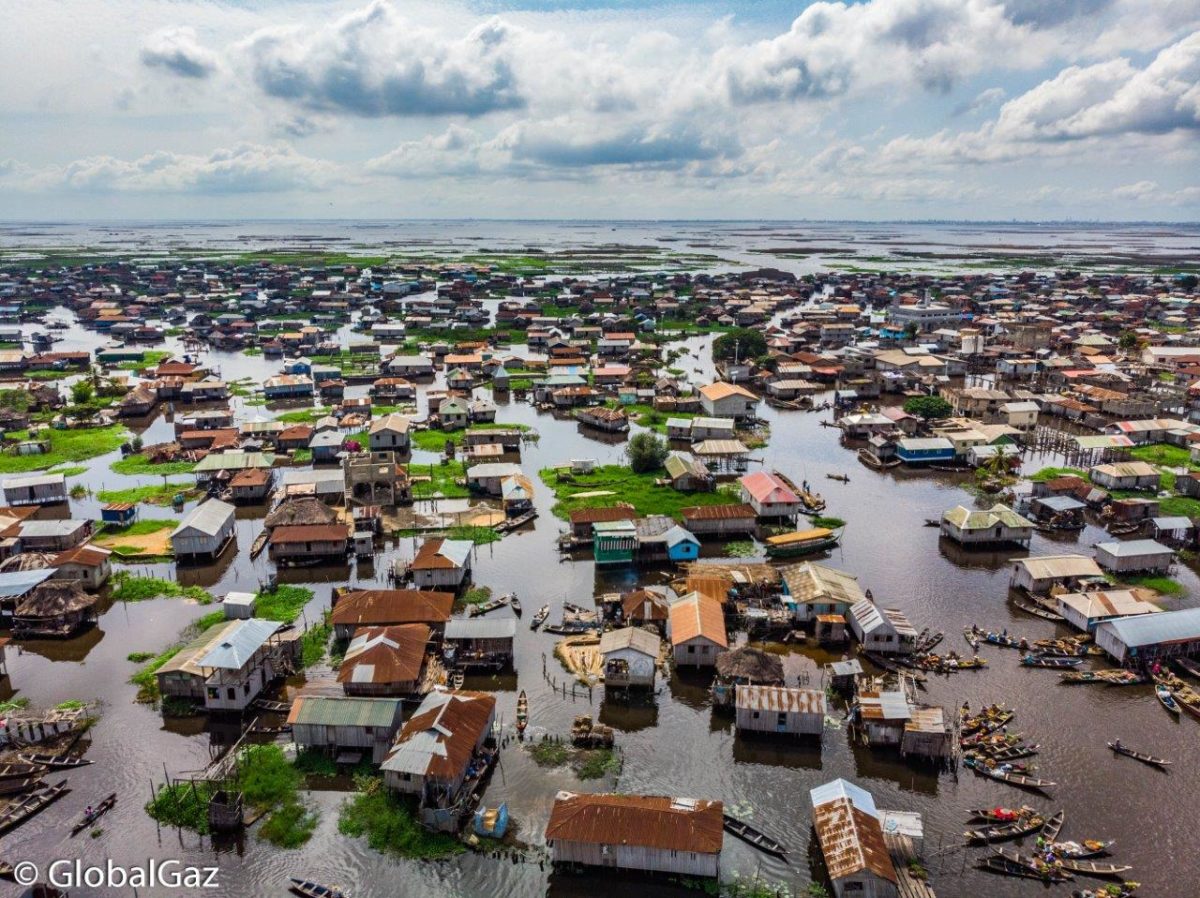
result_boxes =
[885,833,937,898]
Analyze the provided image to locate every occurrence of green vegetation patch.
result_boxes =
[409,460,469,499]
[111,573,210,604]
[539,464,738,521]
[110,454,197,476]
[1120,574,1185,596]
[1029,466,1087,482]
[1130,444,1198,469]
[301,611,332,668]
[445,524,500,545]
[254,585,315,623]
[529,741,569,767]
[575,747,622,780]
[130,647,183,702]
[338,776,464,859]
[0,424,127,473]
[97,483,199,506]
[103,518,177,537]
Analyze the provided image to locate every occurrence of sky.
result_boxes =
[1,0,1198,221]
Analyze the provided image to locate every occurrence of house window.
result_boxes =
[777,712,787,726]
[207,687,218,700]
[226,687,236,700]
[752,711,760,719]
[687,645,695,654]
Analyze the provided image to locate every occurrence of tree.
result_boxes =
[70,380,95,406]
[903,395,952,420]
[1118,330,1140,351]
[713,328,767,362]
[627,432,669,473]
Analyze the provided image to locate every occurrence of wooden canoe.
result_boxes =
[516,690,528,734]
[17,752,93,771]
[965,757,1056,792]
[0,762,46,781]
[966,806,1038,823]
[989,849,1074,882]
[1021,654,1083,669]
[1156,684,1181,715]
[964,814,1046,843]
[1108,742,1170,768]
[0,779,70,835]
[1041,809,1066,842]
[0,776,41,797]
[71,792,117,836]
[976,854,1072,882]
[289,879,347,898]
[529,605,549,630]
[1058,857,1132,878]
[722,813,787,859]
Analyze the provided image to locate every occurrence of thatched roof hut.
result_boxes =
[0,551,57,573]
[714,646,785,686]
[264,496,339,530]
[14,579,98,638]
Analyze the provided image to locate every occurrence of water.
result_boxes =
[1,224,1196,898]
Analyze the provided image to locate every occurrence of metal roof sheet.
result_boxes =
[197,618,279,669]
[172,498,234,538]
[1099,607,1200,648]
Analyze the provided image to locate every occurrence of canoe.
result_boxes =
[530,605,549,630]
[722,813,787,859]
[825,473,850,483]
[289,879,347,898]
[1014,600,1064,622]
[966,806,1038,823]
[1021,654,1083,669]
[975,743,1039,762]
[468,595,510,617]
[963,627,980,650]
[964,757,1056,792]
[0,762,46,781]
[989,849,1074,882]
[1059,858,1132,878]
[1155,684,1181,715]
[507,593,522,616]
[0,777,40,797]
[17,752,93,770]
[1108,741,1170,768]
[516,690,528,735]
[0,861,13,881]
[764,527,841,558]
[1053,839,1115,860]
[964,814,1046,843]
[71,792,117,836]
[1041,809,1066,842]
[0,779,70,835]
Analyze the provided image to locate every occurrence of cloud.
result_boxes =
[240,1,525,117]
[953,86,1006,116]
[993,30,1200,140]
[1001,0,1116,28]
[140,26,219,79]
[3,144,340,194]
[510,123,739,169]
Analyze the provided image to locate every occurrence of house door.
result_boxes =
[776,712,787,733]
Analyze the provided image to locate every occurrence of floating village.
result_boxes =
[0,248,1198,898]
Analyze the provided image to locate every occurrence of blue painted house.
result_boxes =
[665,526,701,563]
[896,437,956,465]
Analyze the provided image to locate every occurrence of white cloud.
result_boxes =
[140,26,220,79]
[3,144,341,194]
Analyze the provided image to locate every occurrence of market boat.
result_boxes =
[1053,840,1115,860]
[1021,654,1083,669]
[468,594,510,617]
[966,806,1038,823]
[1108,741,1170,769]
[289,879,347,898]
[983,632,1028,650]
[70,793,117,836]
[516,690,528,737]
[963,627,980,650]
[964,814,1047,844]
[1155,684,1181,715]
[0,780,70,835]
[529,605,550,630]
[964,756,1056,792]
[17,752,93,771]
[722,813,788,859]
[988,849,1075,882]
[764,527,841,558]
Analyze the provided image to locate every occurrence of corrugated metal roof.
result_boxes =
[197,618,278,669]
[1099,607,1200,648]
[445,618,517,640]
[289,695,402,728]
[780,562,865,607]
[735,684,825,715]
[546,791,724,854]
[172,498,234,538]
[0,568,56,600]
[3,473,65,489]
[1016,554,1103,580]
[599,626,660,657]
[1095,539,1174,558]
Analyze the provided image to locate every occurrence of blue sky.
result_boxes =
[1,0,1197,220]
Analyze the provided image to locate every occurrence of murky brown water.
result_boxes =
[0,309,1195,898]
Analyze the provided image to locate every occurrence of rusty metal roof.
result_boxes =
[735,684,825,715]
[546,792,724,854]
[811,796,897,885]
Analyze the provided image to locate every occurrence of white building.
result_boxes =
[170,498,236,562]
